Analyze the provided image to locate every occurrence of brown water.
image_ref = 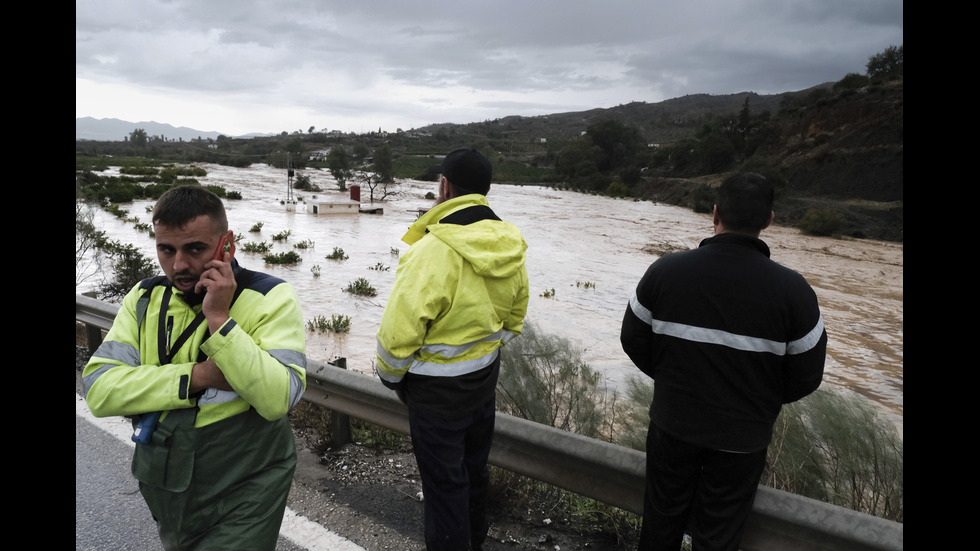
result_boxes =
[77,163,903,434]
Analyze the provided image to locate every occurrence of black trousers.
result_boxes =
[638,423,767,551]
[409,398,496,551]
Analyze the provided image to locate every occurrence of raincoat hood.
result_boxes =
[376,193,530,404]
[402,195,527,279]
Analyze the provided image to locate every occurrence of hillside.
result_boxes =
[418,88,793,146]
[744,78,903,241]
[413,79,902,241]
[75,77,902,241]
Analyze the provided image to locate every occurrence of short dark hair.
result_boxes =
[716,173,774,233]
[152,185,228,232]
[437,148,492,195]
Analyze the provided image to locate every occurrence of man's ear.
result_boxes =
[762,210,775,230]
[441,176,456,200]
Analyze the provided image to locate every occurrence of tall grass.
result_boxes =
[291,320,902,549]
[615,375,904,523]
[499,322,903,523]
[766,388,904,522]
[494,322,636,545]
[497,322,623,440]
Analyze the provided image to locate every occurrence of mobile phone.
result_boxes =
[212,232,235,261]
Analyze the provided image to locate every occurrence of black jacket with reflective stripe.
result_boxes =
[621,233,826,452]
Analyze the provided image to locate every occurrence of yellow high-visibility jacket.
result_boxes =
[376,194,529,412]
[83,264,307,428]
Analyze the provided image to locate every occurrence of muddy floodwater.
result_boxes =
[77,163,903,434]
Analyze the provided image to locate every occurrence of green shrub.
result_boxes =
[605,181,632,198]
[204,184,226,197]
[263,251,301,264]
[306,314,352,333]
[496,322,637,545]
[97,242,158,302]
[497,322,621,440]
[799,208,844,237]
[119,166,159,176]
[240,241,272,253]
[767,389,904,522]
[618,376,904,522]
[344,277,376,296]
[691,183,715,214]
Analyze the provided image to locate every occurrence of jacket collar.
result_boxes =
[699,232,771,258]
[402,194,489,246]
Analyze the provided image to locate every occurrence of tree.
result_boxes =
[867,45,903,79]
[99,243,158,302]
[293,173,321,191]
[76,201,107,287]
[834,73,870,92]
[353,143,370,161]
[360,170,398,203]
[129,128,148,147]
[699,132,737,173]
[327,147,353,191]
[737,97,751,139]
[373,143,394,183]
[585,119,644,173]
[555,138,600,183]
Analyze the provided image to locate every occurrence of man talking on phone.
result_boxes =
[83,185,307,550]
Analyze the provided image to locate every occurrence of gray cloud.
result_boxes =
[75,0,903,135]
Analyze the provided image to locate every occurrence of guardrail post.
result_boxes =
[327,357,351,447]
[82,291,103,354]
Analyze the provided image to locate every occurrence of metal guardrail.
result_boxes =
[76,293,902,551]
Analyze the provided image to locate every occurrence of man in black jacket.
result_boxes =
[620,172,826,551]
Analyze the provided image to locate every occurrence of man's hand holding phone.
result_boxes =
[197,230,237,332]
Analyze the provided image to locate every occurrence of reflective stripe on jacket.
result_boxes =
[376,194,529,387]
[82,263,307,428]
[620,233,826,452]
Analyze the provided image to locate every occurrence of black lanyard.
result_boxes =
[155,286,207,365]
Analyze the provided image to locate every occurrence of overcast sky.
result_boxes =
[76,0,903,137]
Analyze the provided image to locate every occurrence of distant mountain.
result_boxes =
[75,117,232,142]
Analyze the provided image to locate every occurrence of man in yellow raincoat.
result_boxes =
[376,148,529,551]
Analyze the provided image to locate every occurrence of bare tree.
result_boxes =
[76,201,105,287]
[355,170,399,203]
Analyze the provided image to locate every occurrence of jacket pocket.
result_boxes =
[131,408,198,492]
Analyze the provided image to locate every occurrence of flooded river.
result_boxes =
[77,163,903,434]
